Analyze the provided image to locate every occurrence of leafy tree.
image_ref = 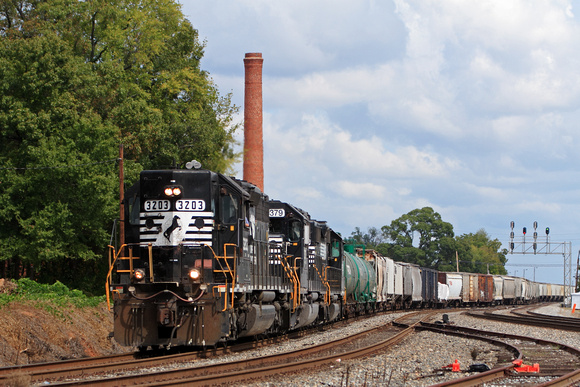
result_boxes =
[441,229,507,274]
[0,0,239,292]
[380,207,455,268]
[348,226,384,249]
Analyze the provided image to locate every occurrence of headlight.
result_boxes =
[189,268,201,281]
[134,269,146,281]
[164,186,183,197]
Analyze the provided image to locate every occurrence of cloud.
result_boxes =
[182,0,580,284]
[336,181,386,199]
[264,112,460,180]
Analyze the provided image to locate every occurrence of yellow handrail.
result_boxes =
[312,264,331,306]
[293,258,302,311]
[280,256,297,311]
[282,256,301,312]
[203,243,237,311]
[105,244,127,311]
[324,266,333,305]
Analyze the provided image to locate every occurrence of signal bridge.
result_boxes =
[508,221,573,307]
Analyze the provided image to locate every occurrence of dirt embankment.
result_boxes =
[0,279,129,367]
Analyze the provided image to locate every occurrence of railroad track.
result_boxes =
[7,310,433,386]
[0,334,297,385]
[423,315,580,386]
[0,309,396,385]
[466,305,580,331]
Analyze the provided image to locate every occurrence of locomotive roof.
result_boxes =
[269,199,310,220]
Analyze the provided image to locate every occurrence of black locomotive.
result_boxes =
[109,164,346,348]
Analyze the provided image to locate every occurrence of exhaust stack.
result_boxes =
[243,52,264,192]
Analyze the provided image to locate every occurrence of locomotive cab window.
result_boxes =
[289,220,302,242]
[129,195,140,226]
[220,190,239,224]
[269,218,284,234]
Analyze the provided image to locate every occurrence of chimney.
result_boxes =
[243,52,264,192]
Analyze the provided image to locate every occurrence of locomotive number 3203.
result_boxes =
[144,199,205,211]
[176,199,205,211]
[144,200,170,211]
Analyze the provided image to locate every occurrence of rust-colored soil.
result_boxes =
[0,281,128,367]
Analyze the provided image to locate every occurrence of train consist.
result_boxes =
[106,165,570,349]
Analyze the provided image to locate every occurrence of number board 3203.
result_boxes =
[176,199,205,211]
[144,200,170,211]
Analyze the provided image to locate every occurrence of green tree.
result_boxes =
[441,229,507,274]
[380,207,455,268]
[0,0,239,292]
[348,226,384,249]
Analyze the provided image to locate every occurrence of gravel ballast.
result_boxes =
[234,303,580,386]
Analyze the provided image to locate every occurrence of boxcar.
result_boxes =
[502,276,516,304]
[401,263,422,307]
[492,275,503,304]
[421,268,438,307]
[478,274,494,304]
[460,273,479,304]
[438,272,463,306]
[514,277,523,303]
[366,251,387,303]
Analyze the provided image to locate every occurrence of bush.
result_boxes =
[0,278,105,309]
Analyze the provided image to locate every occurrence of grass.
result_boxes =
[0,278,105,310]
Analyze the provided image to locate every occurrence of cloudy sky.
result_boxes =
[182,0,580,285]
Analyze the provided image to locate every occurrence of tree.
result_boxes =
[446,229,508,275]
[380,207,455,268]
[348,226,384,249]
[0,0,239,292]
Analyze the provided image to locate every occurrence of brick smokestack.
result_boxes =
[243,52,264,192]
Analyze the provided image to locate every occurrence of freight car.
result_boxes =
[106,165,571,350]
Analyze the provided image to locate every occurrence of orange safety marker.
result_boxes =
[452,359,460,372]
[512,359,540,373]
[572,304,577,314]
[443,359,461,372]
[451,359,460,372]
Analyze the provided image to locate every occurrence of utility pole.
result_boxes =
[119,144,124,255]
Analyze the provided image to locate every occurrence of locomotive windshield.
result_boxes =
[289,220,302,242]
[220,191,239,224]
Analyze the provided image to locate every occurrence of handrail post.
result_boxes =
[105,244,127,310]
[148,243,153,282]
